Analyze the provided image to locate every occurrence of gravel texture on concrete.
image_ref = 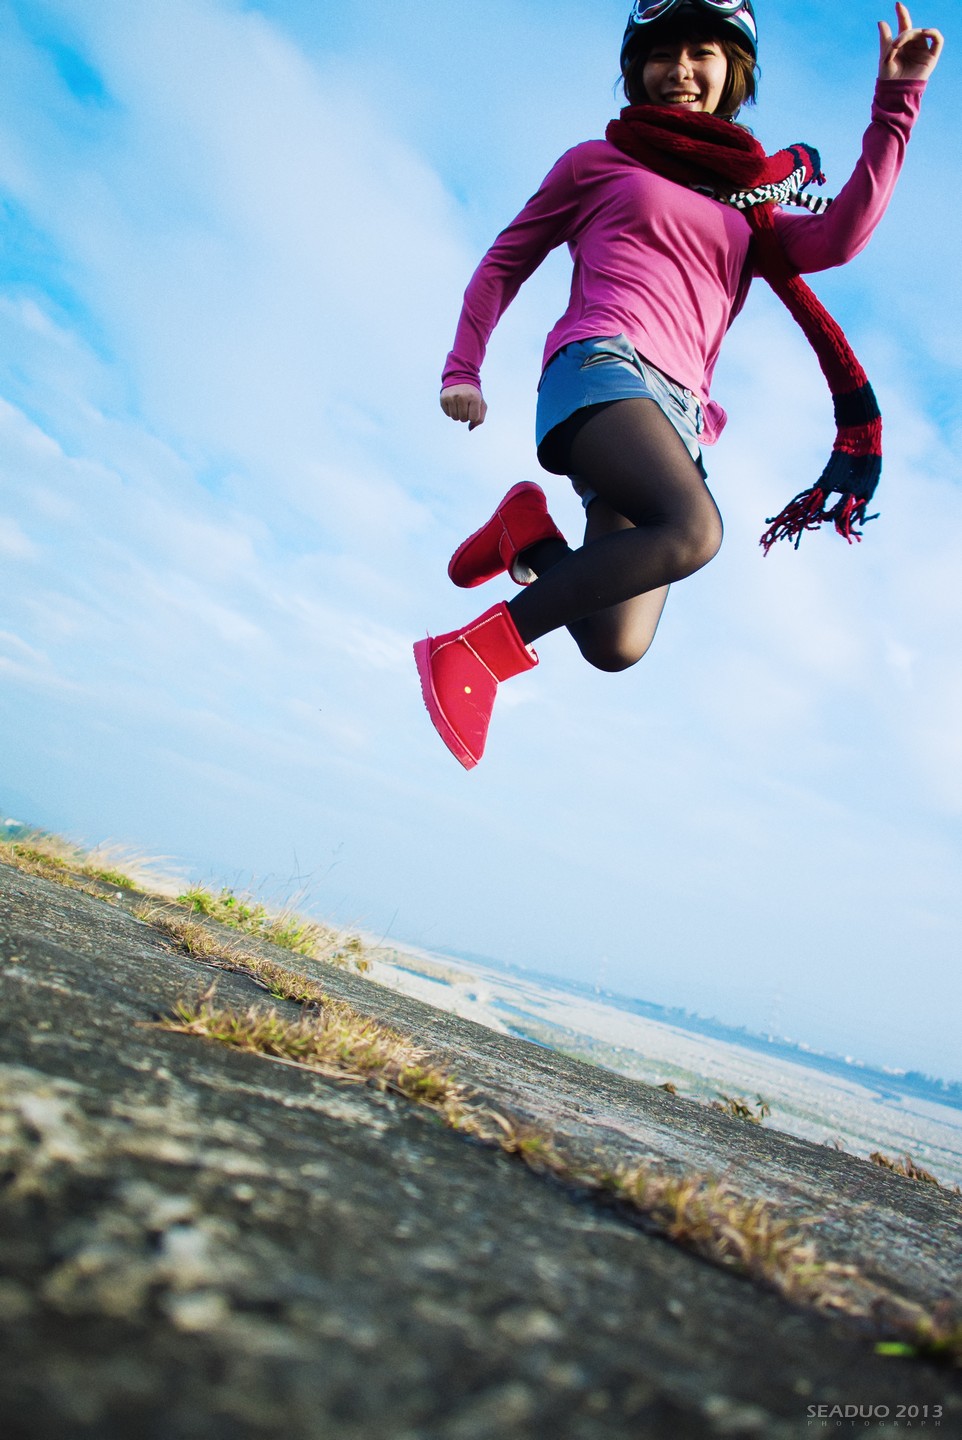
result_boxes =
[1,861,960,1440]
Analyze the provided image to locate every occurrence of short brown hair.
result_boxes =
[621,26,758,119]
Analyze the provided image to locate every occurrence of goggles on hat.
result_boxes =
[629,0,746,22]
[624,0,757,58]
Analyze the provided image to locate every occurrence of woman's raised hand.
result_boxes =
[440,384,487,431]
[878,3,944,81]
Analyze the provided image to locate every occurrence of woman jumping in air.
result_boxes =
[414,1,943,768]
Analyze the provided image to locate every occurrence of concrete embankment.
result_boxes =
[1,862,959,1439]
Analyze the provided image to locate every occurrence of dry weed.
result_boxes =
[175,885,370,969]
[160,991,468,1113]
[712,1093,772,1124]
[869,1150,946,1188]
[0,832,176,895]
[602,1164,851,1306]
[135,907,334,1006]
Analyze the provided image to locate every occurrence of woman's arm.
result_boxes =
[771,4,943,275]
[441,148,583,428]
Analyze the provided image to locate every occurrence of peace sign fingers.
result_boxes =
[878,3,944,82]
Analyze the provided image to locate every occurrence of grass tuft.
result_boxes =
[175,885,369,968]
[600,1164,846,1306]
[135,907,338,1005]
[138,903,369,980]
[874,1305,962,1365]
[0,828,365,968]
[712,1093,772,1124]
[472,1109,569,1173]
[160,990,469,1113]
[869,1150,947,1187]
[0,833,142,893]
[912,1303,962,1363]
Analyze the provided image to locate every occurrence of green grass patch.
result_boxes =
[0,834,138,892]
[175,884,368,967]
[139,903,369,978]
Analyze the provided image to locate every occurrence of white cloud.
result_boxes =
[0,516,37,559]
[2,0,473,507]
[0,626,78,691]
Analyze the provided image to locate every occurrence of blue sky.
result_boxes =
[1,0,960,1079]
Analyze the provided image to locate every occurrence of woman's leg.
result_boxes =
[568,501,671,671]
[515,500,668,671]
[508,397,721,663]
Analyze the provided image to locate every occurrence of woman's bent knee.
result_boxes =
[577,636,652,672]
[696,518,724,570]
[670,511,723,578]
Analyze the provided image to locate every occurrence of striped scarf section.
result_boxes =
[605,105,882,553]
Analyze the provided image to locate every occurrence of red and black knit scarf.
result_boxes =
[606,104,882,553]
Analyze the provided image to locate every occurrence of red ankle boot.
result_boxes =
[448,482,566,588]
[414,602,538,769]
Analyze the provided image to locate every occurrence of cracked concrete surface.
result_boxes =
[1,861,960,1439]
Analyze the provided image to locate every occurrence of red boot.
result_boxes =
[414,602,538,769]
[448,482,566,588]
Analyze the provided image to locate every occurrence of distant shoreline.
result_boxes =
[376,938,962,1115]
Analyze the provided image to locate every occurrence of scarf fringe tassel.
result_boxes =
[760,388,882,552]
[759,452,881,554]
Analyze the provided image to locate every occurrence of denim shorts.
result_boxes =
[535,333,706,508]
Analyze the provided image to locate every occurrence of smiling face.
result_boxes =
[641,36,729,113]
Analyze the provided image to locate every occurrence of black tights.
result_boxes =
[507,398,722,671]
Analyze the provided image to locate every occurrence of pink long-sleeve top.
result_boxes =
[442,80,924,444]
